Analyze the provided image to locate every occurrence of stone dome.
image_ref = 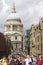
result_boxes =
[7,13,20,20]
[7,5,21,21]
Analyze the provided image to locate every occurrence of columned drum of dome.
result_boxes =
[4,4,24,52]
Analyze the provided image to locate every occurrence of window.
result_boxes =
[42,21,43,23]
[32,45,35,47]
[33,32,35,37]
[7,25,10,31]
[15,36,17,40]
[19,26,23,32]
[13,25,17,31]
[37,36,39,42]
[32,42,33,44]
[38,45,40,50]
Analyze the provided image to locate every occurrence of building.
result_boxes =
[25,29,30,55]
[4,5,24,51]
[30,17,43,57]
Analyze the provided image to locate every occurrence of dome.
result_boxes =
[7,13,20,20]
[7,5,21,21]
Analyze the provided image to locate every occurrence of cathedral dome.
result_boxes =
[7,5,21,21]
[7,13,20,20]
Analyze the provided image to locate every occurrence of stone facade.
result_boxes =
[30,17,43,57]
[4,5,24,51]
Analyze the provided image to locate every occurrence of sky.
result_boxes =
[0,0,43,32]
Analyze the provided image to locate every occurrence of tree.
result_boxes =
[0,32,11,59]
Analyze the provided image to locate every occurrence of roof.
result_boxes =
[7,4,20,21]
[7,13,20,20]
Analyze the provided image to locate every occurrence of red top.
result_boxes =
[37,57,43,65]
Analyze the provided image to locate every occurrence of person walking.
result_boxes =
[1,56,8,65]
[37,55,43,65]
[9,55,16,65]
[15,55,22,65]
[31,55,37,65]
[25,55,32,65]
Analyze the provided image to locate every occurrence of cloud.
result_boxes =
[2,0,9,12]
[0,0,10,19]
[0,0,43,32]
[0,0,10,32]
[15,0,43,29]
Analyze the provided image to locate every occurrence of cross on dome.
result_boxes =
[12,3,16,13]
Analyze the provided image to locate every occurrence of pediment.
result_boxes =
[13,32,23,36]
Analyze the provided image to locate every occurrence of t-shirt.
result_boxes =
[25,58,29,65]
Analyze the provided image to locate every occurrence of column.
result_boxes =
[11,25,12,31]
[4,26,7,31]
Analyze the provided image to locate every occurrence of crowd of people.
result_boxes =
[0,54,43,65]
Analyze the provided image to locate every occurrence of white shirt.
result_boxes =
[25,58,29,65]
[28,58,32,63]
